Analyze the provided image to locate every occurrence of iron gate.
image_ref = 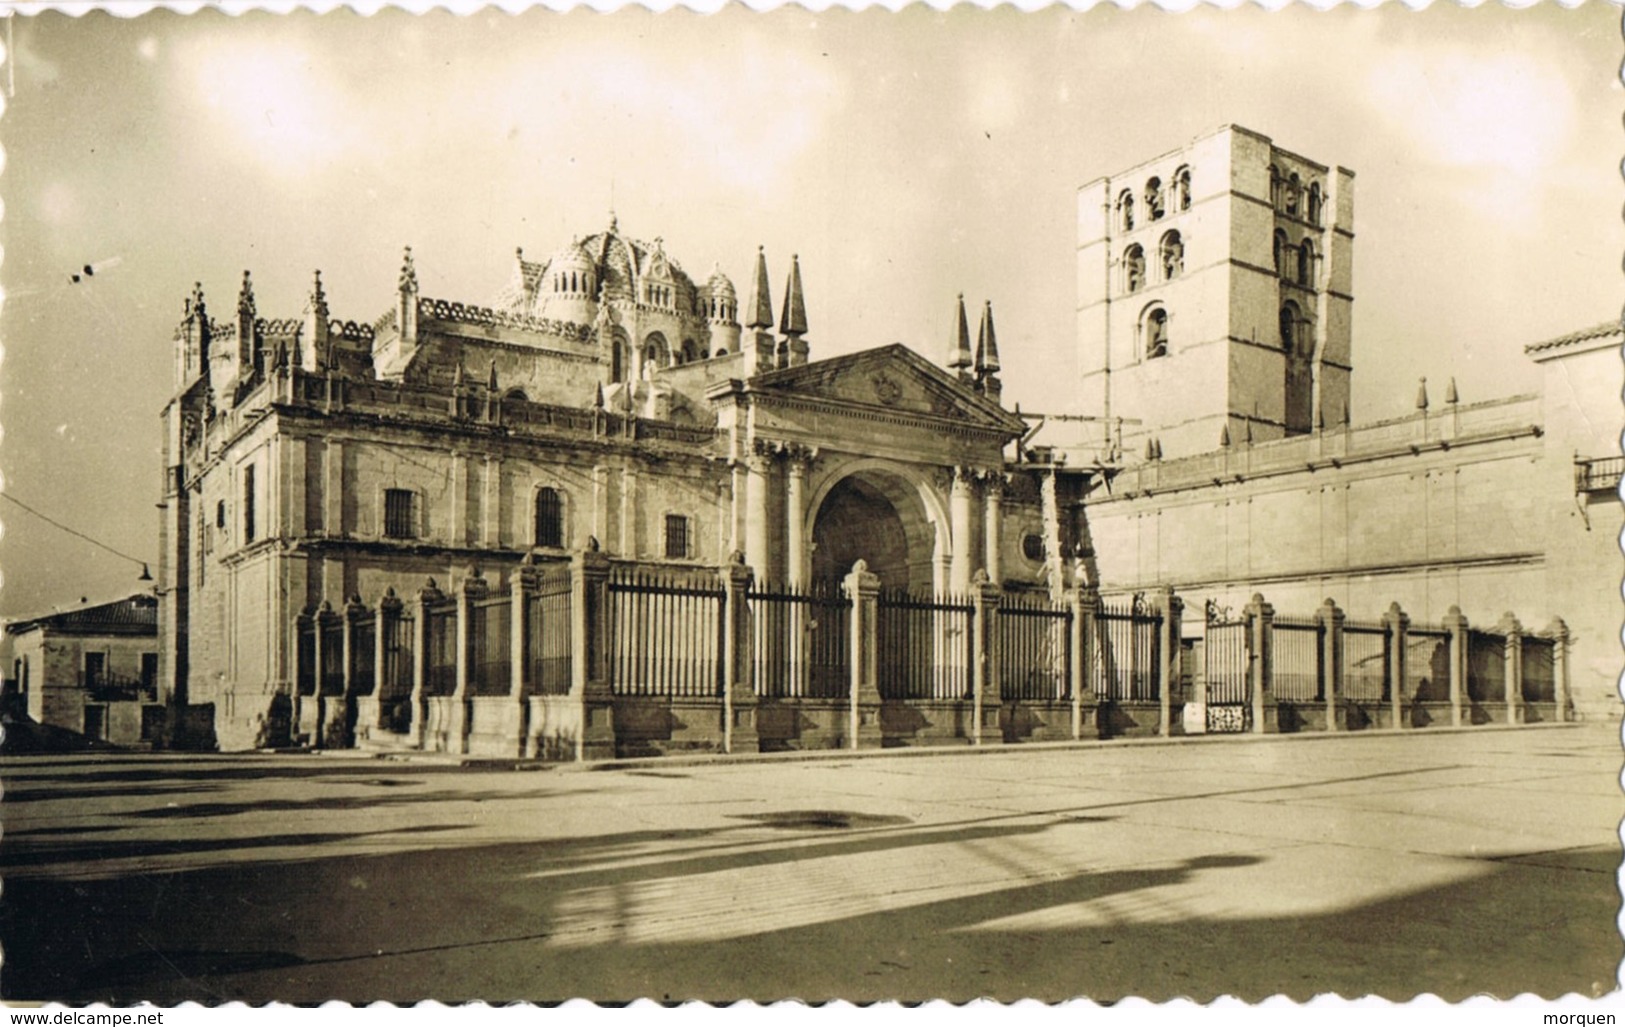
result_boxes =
[1203,601,1250,733]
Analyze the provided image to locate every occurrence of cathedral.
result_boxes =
[153,125,1616,755]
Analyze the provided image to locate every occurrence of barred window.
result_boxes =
[384,489,415,539]
[664,514,689,560]
[534,487,563,549]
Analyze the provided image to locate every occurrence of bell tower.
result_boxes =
[1075,125,1354,460]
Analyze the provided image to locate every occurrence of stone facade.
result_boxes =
[1060,127,1620,719]
[6,595,163,746]
[159,219,1045,750]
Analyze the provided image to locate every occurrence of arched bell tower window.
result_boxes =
[1273,230,1291,278]
[1307,182,1322,226]
[1286,172,1301,217]
[1159,231,1184,281]
[1145,178,1165,221]
[1269,165,1283,208]
[1123,244,1146,294]
[1279,301,1302,353]
[1175,166,1192,211]
[1117,190,1135,232]
[1141,304,1169,360]
[1297,239,1315,288]
[534,487,564,549]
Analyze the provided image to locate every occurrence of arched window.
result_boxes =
[714,347,728,357]
[1273,230,1290,278]
[1279,301,1301,353]
[1142,305,1169,359]
[1297,239,1315,288]
[682,339,699,363]
[1123,244,1146,294]
[534,487,563,549]
[1159,231,1184,281]
[1286,173,1301,216]
[1145,178,1165,221]
[1175,166,1192,211]
[1117,190,1135,232]
[1269,165,1282,208]
[1307,182,1322,226]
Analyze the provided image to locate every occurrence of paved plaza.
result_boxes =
[1,725,1620,1004]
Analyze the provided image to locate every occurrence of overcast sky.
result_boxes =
[1,3,1618,619]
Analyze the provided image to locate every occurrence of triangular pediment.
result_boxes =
[746,344,1026,436]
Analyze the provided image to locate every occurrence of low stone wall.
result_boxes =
[757,698,850,751]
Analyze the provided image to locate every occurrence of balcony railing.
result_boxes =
[1575,455,1624,494]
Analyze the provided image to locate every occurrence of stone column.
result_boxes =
[1156,586,1180,737]
[982,473,1004,585]
[449,452,467,546]
[1316,598,1345,732]
[949,466,974,595]
[1443,605,1469,728]
[785,447,812,590]
[620,465,639,559]
[1039,468,1064,599]
[1383,602,1409,729]
[970,571,1003,745]
[1500,613,1524,726]
[745,444,774,581]
[410,579,443,750]
[1549,618,1572,721]
[1246,592,1277,734]
[720,553,757,754]
[844,559,883,750]
[571,543,616,760]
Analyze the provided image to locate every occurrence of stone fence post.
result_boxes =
[450,571,488,755]
[721,552,757,754]
[844,559,882,750]
[1499,613,1524,726]
[1246,593,1277,734]
[1383,602,1409,729]
[1156,587,1181,737]
[509,560,540,757]
[1316,598,1345,732]
[1548,618,1573,721]
[571,543,616,761]
[971,570,1002,746]
[1443,606,1469,728]
[337,594,366,748]
[410,579,443,750]
[1070,587,1097,740]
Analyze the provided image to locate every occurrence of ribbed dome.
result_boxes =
[706,264,737,299]
[543,240,596,296]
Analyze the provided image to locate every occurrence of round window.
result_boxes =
[1021,534,1045,562]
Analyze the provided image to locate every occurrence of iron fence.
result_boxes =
[425,600,457,697]
[351,613,377,696]
[319,616,344,696]
[876,590,973,700]
[296,620,316,696]
[1093,598,1161,701]
[607,568,725,697]
[1343,623,1389,701]
[1405,627,1451,703]
[999,593,1072,701]
[1202,616,1249,705]
[528,568,574,696]
[469,593,513,696]
[1272,617,1322,702]
[1522,635,1556,703]
[749,583,851,699]
[1466,629,1507,704]
[379,611,414,733]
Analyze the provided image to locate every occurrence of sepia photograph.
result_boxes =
[0,0,1619,1008]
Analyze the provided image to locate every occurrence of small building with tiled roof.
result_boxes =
[6,593,163,746]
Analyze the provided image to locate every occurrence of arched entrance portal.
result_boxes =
[811,470,938,594]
